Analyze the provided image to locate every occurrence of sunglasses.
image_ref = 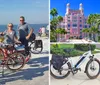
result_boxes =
[8,26,13,27]
[20,20,24,21]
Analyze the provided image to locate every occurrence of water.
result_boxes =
[0,24,48,35]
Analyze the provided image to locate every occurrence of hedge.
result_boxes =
[74,44,96,51]
[50,48,84,57]
[50,44,96,57]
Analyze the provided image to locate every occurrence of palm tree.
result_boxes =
[57,16,63,28]
[90,26,99,41]
[50,17,58,30]
[57,16,63,23]
[50,8,64,42]
[95,14,100,29]
[82,29,87,38]
[50,8,58,19]
[61,29,67,40]
[55,28,61,41]
[82,28,90,39]
[59,28,67,40]
[87,14,100,41]
[87,14,93,25]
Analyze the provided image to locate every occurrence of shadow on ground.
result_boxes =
[40,50,49,54]
[0,56,49,85]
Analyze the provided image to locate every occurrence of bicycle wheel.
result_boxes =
[50,61,71,79]
[30,41,43,54]
[6,53,25,71]
[85,58,100,79]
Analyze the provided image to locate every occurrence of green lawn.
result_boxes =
[96,48,100,50]
[58,44,74,49]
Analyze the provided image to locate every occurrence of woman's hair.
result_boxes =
[7,23,13,27]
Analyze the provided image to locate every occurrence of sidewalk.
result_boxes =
[51,39,100,44]
[50,53,100,85]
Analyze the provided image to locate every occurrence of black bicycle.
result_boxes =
[28,33,43,54]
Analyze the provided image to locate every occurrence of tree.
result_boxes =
[61,29,67,40]
[90,26,99,41]
[50,18,58,30]
[57,16,63,23]
[50,8,58,19]
[50,8,64,42]
[82,28,90,39]
[55,28,61,41]
[50,8,58,31]
[56,28,67,40]
[57,16,63,28]
[87,14,100,41]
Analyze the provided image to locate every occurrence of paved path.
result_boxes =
[50,53,100,85]
[51,39,100,44]
[0,38,49,85]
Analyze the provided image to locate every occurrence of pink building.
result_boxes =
[59,3,90,40]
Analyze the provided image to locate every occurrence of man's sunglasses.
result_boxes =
[20,20,24,21]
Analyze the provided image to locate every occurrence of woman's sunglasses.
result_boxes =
[8,26,13,27]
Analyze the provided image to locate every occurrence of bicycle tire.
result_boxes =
[30,41,43,54]
[85,58,100,79]
[50,61,71,79]
[6,53,25,71]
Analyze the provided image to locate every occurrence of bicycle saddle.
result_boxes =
[63,48,73,53]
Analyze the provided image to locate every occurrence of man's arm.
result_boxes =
[14,31,21,43]
[26,28,34,40]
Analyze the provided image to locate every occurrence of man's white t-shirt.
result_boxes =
[41,27,45,34]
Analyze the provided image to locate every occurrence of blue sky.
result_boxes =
[0,0,49,24]
[50,0,100,17]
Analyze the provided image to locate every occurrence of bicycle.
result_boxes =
[27,33,43,54]
[0,33,43,64]
[0,43,25,76]
[13,39,43,63]
[50,44,100,79]
[29,39,43,54]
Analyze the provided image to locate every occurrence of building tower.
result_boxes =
[79,3,84,15]
[66,3,70,15]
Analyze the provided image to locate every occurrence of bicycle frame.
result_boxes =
[0,48,12,65]
[68,50,93,69]
[0,45,23,64]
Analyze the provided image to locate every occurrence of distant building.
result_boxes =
[59,3,90,39]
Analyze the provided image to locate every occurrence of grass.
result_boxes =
[50,44,74,49]
[58,44,74,49]
[96,48,100,50]
[92,51,100,54]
